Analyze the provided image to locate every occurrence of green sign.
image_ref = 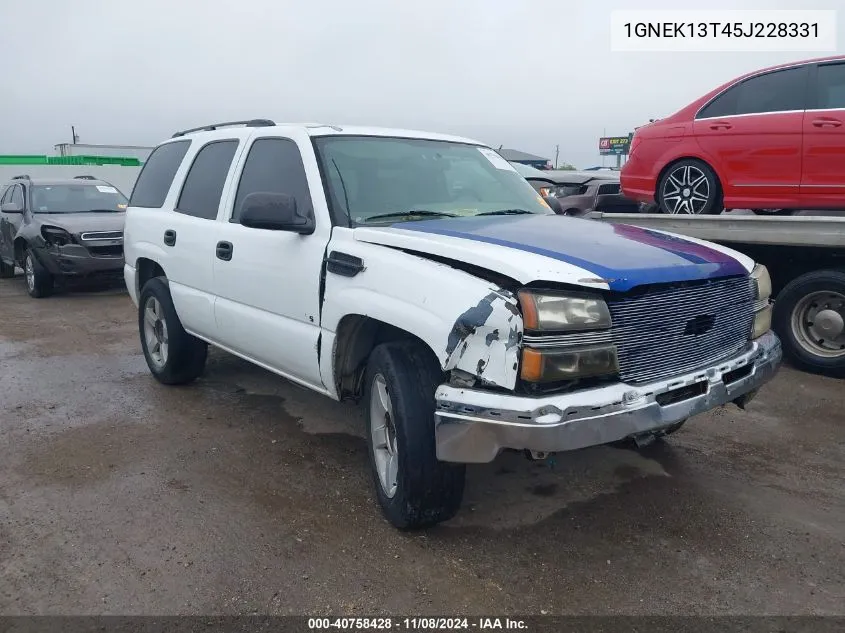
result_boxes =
[599,135,632,156]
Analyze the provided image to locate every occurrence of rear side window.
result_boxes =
[0,186,11,204]
[231,138,313,223]
[817,63,845,109]
[697,67,807,119]
[735,67,807,115]
[176,140,239,220]
[129,140,191,208]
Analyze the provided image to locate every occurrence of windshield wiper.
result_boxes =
[475,208,534,216]
[362,209,457,223]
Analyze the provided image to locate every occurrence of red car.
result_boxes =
[621,55,845,214]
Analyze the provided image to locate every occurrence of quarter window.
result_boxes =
[817,63,845,109]
[176,140,239,220]
[129,140,191,208]
[231,138,313,223]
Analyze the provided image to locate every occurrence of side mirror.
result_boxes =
[1,202,22,213]
[238,192,314,234]
[542,195,564,215]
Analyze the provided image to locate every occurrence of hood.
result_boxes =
[354,215,748,292]
[35,212,125,236]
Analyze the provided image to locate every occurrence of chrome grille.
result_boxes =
[608,276,754,384]
[80,230,123,241]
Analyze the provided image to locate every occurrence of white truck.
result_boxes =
[123,120,782,529]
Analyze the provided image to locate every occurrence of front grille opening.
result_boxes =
[723,364,753,384]
[655,381,707,406]
[88,245,123,258]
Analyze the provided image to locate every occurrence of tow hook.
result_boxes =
[632,433,657,448]
[733,388,760,410]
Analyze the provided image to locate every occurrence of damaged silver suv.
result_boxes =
[0,175,127,297]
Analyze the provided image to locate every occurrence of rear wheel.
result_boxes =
[773,270,845,377]
[657,159,721,215]
[364,341,465,530]
[138,277,208,385]
[24,249,53,298]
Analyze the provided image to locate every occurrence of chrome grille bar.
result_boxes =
[80,230,123,241]
[608,275,754,384]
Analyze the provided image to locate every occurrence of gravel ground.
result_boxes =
[0,276,843,616]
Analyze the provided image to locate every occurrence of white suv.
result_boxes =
[123,119,781,529]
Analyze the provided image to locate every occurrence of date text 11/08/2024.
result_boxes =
[307,617,529,630]
[623,22,819,38]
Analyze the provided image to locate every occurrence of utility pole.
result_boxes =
[71,126,79,144]
[554,145,560,169]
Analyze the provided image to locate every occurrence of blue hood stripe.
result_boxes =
[395,216,746,292]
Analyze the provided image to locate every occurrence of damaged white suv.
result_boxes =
[123,119,782,529]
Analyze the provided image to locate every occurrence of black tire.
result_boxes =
[0,259,14,278]
[656,159,722,215]
[364,341,465,530]
[772,270,845,377]
[138,276,208,385]
[24,249,53,298]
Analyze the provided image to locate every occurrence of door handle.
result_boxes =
[812,119,842,128]
[709,122,732,130]
[163,230,176,246]
[216,241,233,261]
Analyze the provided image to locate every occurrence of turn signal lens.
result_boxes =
[752,304,773,339]
[520,345,619,383]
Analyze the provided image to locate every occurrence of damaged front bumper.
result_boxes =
[434,330,782,463]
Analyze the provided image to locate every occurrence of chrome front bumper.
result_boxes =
[434,331,782,463]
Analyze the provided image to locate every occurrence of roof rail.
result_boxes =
[171,119,276,138]
[11,174,30,180]
[74,175,97,180]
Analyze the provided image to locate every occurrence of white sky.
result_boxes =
[1,0,842,167]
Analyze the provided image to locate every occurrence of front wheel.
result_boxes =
[138,277,208,385]
[773,270,845,377]
[24,249,53,298]
[657,159,722,215]
[364,341,465,530]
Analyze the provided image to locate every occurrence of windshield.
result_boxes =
[313,136,551,225]
[31,184,128,214]
[508,161,547,177]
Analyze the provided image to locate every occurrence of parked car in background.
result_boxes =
[622,55,845,214]
[123,119,780,530]
[0,175,127,297]
[510,162,641,215]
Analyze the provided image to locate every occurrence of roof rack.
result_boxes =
[74,175,97,180]
[171,119,276,138]
[11,174,30,180]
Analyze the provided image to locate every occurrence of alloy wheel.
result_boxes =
[369,373,398,498]
[25,256,35,292]
[662,165,711,214]
[143,296,170,369]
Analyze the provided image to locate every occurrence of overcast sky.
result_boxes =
[1,0,842,167]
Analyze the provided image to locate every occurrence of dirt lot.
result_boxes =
[0,276,843,616]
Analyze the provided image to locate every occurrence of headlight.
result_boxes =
[518,290,612,332]
[521,345,619,383]
[751,264,772,300]
[41,226,74,246]
[750,264,772,339]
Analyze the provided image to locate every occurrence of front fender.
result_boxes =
[321,235,523,390]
